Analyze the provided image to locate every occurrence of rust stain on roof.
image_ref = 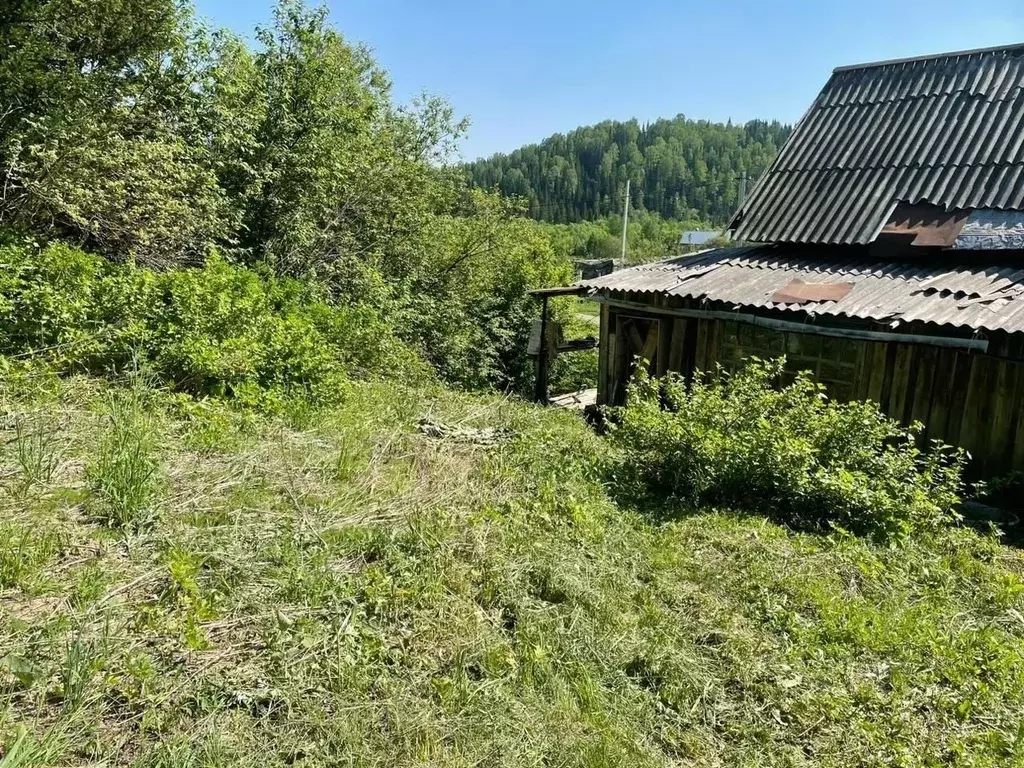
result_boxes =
[880,203,971,247]
[771,278,854,304]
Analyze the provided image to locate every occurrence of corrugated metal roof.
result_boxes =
[731,45,1024,245]
[581,245,1024,334]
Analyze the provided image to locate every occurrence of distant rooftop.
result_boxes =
[680,231,722,246]
[730,44,1024,246]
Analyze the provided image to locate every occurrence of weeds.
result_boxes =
[0,728,67,768]
[0,525,60,592]
[9,413,62,497]
[86,390,162,531]
[58,640,98,715]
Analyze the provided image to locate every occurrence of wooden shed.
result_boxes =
[585,246,1024,477]
[553,44,1024,478]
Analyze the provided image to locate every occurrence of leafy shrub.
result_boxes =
[402,191,576,394]
[0,241,426,408]
[608,358,964,538]
[549,346,598,394]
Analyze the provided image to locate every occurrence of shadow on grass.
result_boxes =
[605,479,836,537]
[606,475,1024,548]
[960,501,1024,547]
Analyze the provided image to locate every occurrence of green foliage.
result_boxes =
[1,0,467,272]
[548,305,599,393]
[549,346,599,394]
[0,0,576,396]
[87,389,162,530]
[0,524,60,592]
[608,358,965,538]
[9,411,62,497]
[216,3,466,285]
[541,209,690,266]
[0,240,423,406]
[465,116,791,224]
[0,0,228,265]
[402,191,574,391]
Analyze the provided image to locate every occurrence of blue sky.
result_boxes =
[193,0,1024,161]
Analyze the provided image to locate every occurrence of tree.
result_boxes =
[0,0,227,265]
[206,1,467,295]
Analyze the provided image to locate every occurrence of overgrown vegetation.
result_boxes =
[540,210,698,266]
[609,360,964,539]
[1,373,1023,767]
[0,0,585,396]
[0,240,419,407]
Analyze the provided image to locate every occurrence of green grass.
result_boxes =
[1,373,1023,766]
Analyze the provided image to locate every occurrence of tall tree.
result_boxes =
[207,2,467,293]
[0,0,227,265]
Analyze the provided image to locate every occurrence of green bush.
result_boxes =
[0,241,425,408]
[608,358,964,538]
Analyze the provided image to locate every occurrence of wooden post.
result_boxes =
[534,295,550,404]
[597,303,610,404]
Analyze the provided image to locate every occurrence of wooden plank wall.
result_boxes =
[601,306,1024,477]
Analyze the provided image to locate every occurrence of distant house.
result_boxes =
[551,44,1024,477]
[679,231,723,248]
[574,258,615,281]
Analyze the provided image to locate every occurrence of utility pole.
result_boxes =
[621,179,630,261]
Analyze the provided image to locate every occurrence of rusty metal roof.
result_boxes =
[582,246,1024,334]
[731,44,1024,245]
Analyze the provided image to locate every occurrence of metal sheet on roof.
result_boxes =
[954,209,1024,249]
[731,46,1024,245]
[580,245,1024,334]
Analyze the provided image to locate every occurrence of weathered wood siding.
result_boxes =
[598,304,1024,478]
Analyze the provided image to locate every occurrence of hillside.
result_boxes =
[464,117,791,224]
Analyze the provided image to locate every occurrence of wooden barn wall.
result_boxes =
[599,305,1024,478]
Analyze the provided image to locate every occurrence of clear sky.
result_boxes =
[192,0,1024,161]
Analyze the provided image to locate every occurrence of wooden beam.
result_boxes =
[591,297,989,353]
[533,296,550,404]
[667,318,687,373]
[597,304,610,405]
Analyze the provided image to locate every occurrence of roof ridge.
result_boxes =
[768,160,1024,173]
[833,43,1024,73]
[818,90,1024,108]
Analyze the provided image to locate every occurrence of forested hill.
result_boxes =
[464,116,791,224]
